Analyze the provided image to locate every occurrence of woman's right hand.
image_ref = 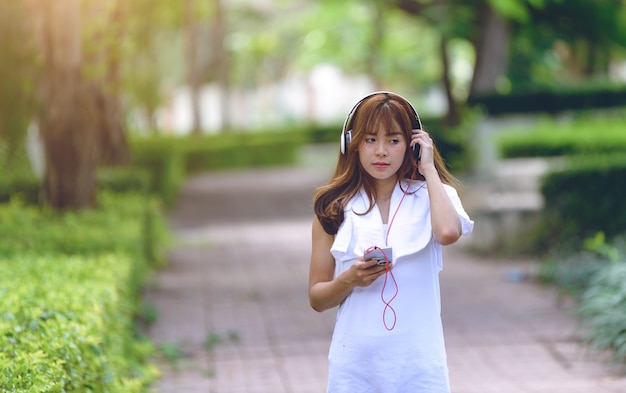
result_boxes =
[340,257,390,287]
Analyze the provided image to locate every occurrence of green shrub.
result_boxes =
[97,167,151,195]
[307,123,343,144]
[537,154,626,250]
[0,253,158,392]
[537,253,608,298]
[0,168,153,206]
[129,130,308,205]
[0,174,40,205]
[539,235,626,365]
[497,114,626,159]
[469,85,626,115]
[0,192,169,391]
[181,131,307,174]
[579,261,626,364]
[129,138,186,207]
[0,193,168,266]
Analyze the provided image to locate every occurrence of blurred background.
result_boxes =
[2,0,626,390]
[2,0,626,207]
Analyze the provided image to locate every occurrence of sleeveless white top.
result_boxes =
[328,179,474,393]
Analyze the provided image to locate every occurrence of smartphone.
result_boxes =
[413,143,421,163]
[364,247,393,266]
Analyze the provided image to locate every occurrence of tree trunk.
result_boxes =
[469,3,510,96]
[185,0,202,135]
[367,0,386,90]
[213,0,230,131]
[440,36,460,126]
[92,83,130,166]
[96,0,130,166]
[40,0,99,209]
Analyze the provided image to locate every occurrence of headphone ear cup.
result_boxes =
[340,130,351,155]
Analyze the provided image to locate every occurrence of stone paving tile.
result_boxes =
[145,167,626,393]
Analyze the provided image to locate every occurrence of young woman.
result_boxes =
[309,91,474,392]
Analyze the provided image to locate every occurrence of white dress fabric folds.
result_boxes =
[328,179,474,393]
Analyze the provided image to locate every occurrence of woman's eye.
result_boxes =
[390,138,400,144]
[365,137,376,143]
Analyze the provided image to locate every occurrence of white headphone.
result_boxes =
[340,91,422,156]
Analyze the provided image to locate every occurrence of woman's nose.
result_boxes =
[375,142,387,156]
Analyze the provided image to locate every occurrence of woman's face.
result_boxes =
[357,121,407,183]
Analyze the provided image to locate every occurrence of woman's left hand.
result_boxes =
[411,129,435,175]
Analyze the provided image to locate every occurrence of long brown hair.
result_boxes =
[313,92,458,235]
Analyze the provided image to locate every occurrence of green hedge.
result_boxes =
[497,115,626,159]
[129,129,308,206]
[181,132,306,173]
[537,154,626,250]
[0,167,152,207]
[469,85,626,115]
[0,192,168,391]
[0,253,155,392]
[0,174,41,205]
[128,139,186,207]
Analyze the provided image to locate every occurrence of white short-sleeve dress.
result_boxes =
[328,179,474,393]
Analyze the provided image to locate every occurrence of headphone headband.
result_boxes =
[340,91,422,155]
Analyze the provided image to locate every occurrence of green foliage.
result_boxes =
[0,192,169,267]
[181,130,307,173]
[0,167,153,207]
[537,250,609,298]
[0,254,157,392]
[470,85,626,116]
[0,1,38,152]
[129,139,185,207]
[539,234,626,365]
[507,0,626,88]
[579,261,626,363]
[0,192,168,391]
[158,343,185,364]
[0,141,155,206]
[97,167,152,195]
[538,233,625,295]
[497,113,626,158]
[129,129,308,205]
[537,153,626,251]
[0,173,41,206]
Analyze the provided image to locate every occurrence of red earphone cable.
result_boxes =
[381,252,398,330]
[377,164,419,330]
[386,165,419,246]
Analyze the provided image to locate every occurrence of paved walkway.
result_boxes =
[144,166,626,393]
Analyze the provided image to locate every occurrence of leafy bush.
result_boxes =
[537,252,608,298]
[97,167,151,195]
[579,261,626,363]
[129,129,307,205]
[0,173,41,205]
[537,154,626,250]
[181,131,306,173]
[538,235,626,365]
[0,193,168,266]
[469,84,626,115]
[0,253,157,392]
[0,167,153,207]
[497,114,626,159]
[129,138,186,206]
[0,192,169,391]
